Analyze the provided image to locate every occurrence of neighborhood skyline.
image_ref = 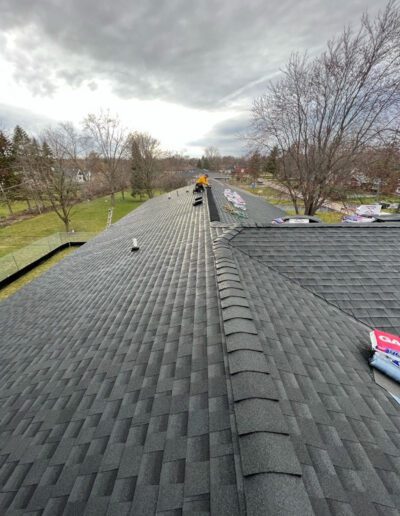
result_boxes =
[0,0,388,156]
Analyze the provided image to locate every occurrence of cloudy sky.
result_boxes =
[0,0,388,156]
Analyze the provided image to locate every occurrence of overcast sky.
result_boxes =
[0,0,388,156]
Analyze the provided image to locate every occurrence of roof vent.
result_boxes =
[193,196,203,206]
[131,238,139,252]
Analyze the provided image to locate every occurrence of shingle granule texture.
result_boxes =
[1,185,400,515]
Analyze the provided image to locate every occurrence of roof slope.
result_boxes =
[0,192,243,515]
[217,226,400,514]
[209,178,285,224]
[1,188,400,515]
[231,225,400,334]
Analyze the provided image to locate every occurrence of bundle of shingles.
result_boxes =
[223,189,247,210]
[370,329,400,383]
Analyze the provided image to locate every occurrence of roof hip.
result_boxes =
[213,229,314,515]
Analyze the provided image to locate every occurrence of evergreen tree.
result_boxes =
[265,146,279,176]
[248,151,262,182]
[202,156,210,169]
[0,131,13,175]
[0,131,17,214]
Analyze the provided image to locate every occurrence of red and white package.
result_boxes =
[370,329,400,383]
[370,330,400,357]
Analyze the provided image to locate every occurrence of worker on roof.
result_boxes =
[197,173,209,186]
[194,173,209,192]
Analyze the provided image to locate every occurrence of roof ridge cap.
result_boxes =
[213,238,313,515]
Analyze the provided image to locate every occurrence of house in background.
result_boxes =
[75,169,91,183]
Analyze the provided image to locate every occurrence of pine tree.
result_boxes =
[265,146,279,176]
[0,131,17,214]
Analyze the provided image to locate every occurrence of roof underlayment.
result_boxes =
[0,178,400,515]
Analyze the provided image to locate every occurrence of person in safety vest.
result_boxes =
[194,173,209,192]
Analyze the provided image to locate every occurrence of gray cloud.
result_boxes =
[0,103,56,133]
[0,0,388,109]
[190,113,251,155]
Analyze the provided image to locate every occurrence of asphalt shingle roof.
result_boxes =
[1,186,400,515]
[0,193,242,515]
[231,225,400,334]
[209,178,285,224]
[217,227,400,514]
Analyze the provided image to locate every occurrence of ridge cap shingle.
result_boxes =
[213,237,313,515]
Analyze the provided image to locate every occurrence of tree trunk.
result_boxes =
[304,199,317,216]
[288,190,299,214]
[121,188,125,200]
[0,185,13,215]
[111,191,115,206]
[33,195,42,214]
[5,198,13,216]
[26,197,32,211]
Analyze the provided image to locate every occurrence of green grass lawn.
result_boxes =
[239,182,400,220]
[238,184,299,206]
[239,182,343,222]
[0,192,145,258]
[0,200,31,218]
[0,247,76,301]
[284,209,343,223]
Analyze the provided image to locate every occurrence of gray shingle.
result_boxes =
[231,225,400,333]
[0,189,241,516]
[228,350,269,374]
[225,333,263,353]
[240,432,301,476]
[245,473,313,515]
[231,372,278,402]
[2,182,400,514]
[235,398,288,435]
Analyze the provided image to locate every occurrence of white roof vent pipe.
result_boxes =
[131,238,139,252]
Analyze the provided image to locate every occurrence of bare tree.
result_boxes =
[130,132,163,198]
[204,146,221,171]
[251,1,400,215]
[33,123,83,232]
[83,111,129,206]
[351,137,400,201]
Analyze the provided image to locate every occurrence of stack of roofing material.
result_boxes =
[370,329,400,383]
[223,189,247,211]
[342,214,375,223]
[273,217,310,224]
[356,204,382,216]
